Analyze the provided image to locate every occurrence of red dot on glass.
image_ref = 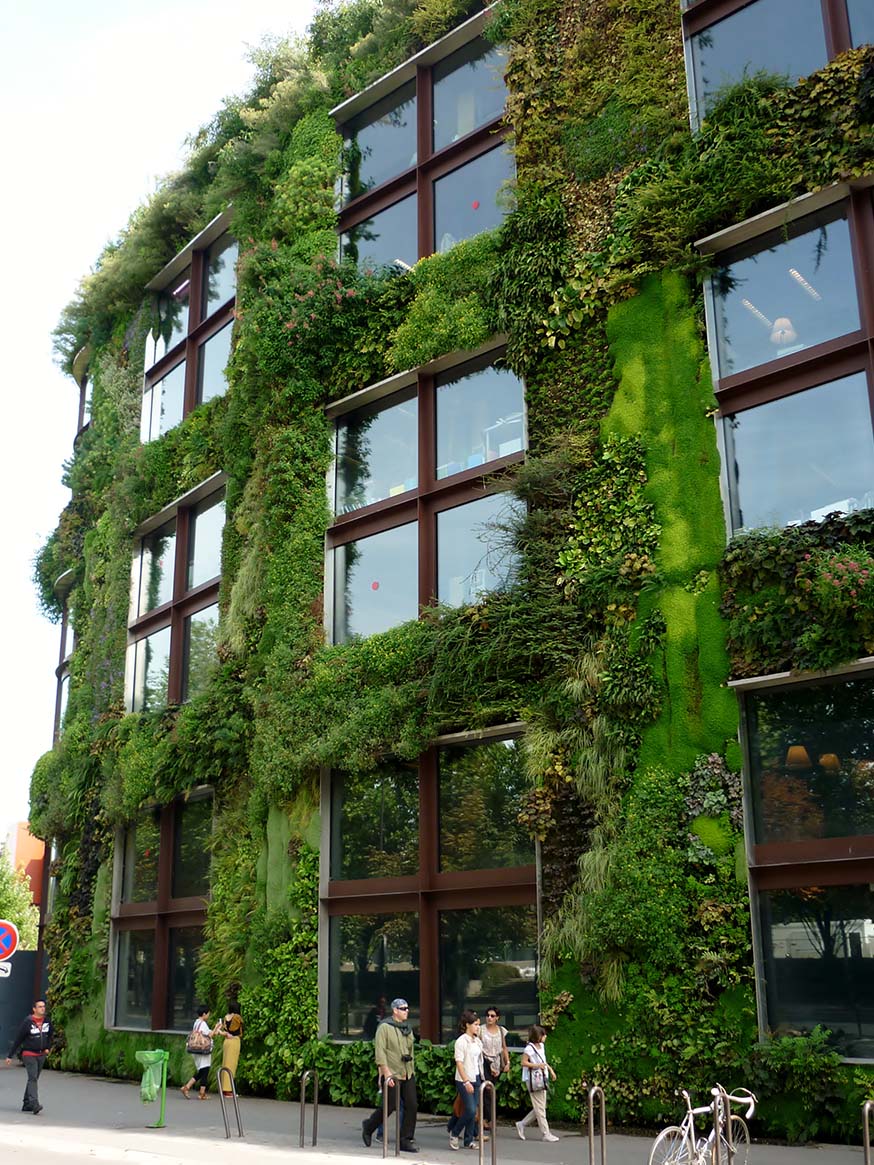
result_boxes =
[371,581,380,591]
[472,200,480,210]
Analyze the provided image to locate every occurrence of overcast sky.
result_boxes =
[0,0,318,849]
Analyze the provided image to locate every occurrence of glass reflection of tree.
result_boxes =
[186,613,220,700]
[142,526,175,613]
[440,741,532,871]
[341,913,420,1015]
[143,632,170,711]
[174,799,212,898]
[130,810,160,901]
[441,906,537,1020]
[339,765,419,878]
[337,411,376,513]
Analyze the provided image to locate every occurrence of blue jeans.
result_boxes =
[448,1077,481,1146]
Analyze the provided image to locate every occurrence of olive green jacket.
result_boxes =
[374,1019,415,1079]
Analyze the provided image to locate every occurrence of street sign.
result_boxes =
[0,963,10,979]
[0,919,19,963]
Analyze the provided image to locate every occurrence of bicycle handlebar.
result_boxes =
[712,1085,757,1120]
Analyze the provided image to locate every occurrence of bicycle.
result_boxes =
[648,1085,756,1165]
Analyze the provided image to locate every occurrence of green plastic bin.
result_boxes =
[135,1049,170,1127]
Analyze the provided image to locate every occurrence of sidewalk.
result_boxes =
[0,1063,867,1164]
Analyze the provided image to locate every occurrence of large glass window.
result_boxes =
[330,764,419,880]
[433,40,507,152]
[439,738,532,872]
[343,81,418,203]
[133,521,177,617]
[335,388,418,514]
[328,913,421,1038]
[172,797,212,898]
[688,0,827,118]
[129,626,171,713]
[723,372,874,532]
[115,930,155,1029]
[340,195,419,271]
[333,523,418,643]
[167,926,203,1032]
[201,235,238,318]
[436,363,524,480]
[187,496,225,590]
[152,270,191,366]
[849,0,874,47]
[121,811,161,903]
[434,144,514,254]
[437,494,521,606]
[141,362,186,444]
[196,321,233,406]
[182,604,220,702]
[710,207,858,378]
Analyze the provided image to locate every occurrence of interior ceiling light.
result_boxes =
[788,267,822,300]
[741,298,773,328]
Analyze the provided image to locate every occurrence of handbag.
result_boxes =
[186,1025,213,1055]
[527,1048,549,1093]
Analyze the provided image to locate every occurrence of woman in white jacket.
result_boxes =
[516,1024,559,1142]
[447,1011,483,1150]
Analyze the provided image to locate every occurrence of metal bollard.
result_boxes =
[217,1067,244,1139]
[300,1069,319,1147]
[381,1075,401,1159]
[478,1081,497,1165]
[712,1084,734,1165]
[587,1085,606,1165]
[863,1099,874,1164]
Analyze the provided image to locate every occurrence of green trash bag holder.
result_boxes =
[135,1049,169,1128]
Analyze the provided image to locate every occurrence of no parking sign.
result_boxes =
[0,919,19,978]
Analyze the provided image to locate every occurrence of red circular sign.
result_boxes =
[0,920,19,961]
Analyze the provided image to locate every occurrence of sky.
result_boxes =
[0,0,319,850]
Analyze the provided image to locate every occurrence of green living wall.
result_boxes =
[31,0,874,1142]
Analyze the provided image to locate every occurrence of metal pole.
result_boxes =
[714,1085,733,1162]
[381,1076,401,1159]
[300,1069,319,1147]
[863,1099,874,1164]
[587,1085,606,1165]
[478,1081,497,1165]
[217,1067,244,1138]
[711,1094,722,1165]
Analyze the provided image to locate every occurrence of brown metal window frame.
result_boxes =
[127,489,224,709]
[683,0,851,57]
[324,731,537,1043]
[113,793,212,1031]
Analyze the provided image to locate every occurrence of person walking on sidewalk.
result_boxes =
[5,998,53,1114]
[447,1010,484,1150]
[515,1024,559,1143]
[361,998,419,1153]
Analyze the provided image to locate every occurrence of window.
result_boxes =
[112,794,212,1030]
[848,0,874,47]
[328,350,526,644]
[142,220,237,441]
[742,672,874,1056]
[125,483,224,710]
[325,727,537,1043]
[334,24,511,269]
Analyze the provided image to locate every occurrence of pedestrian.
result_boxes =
[363,994,387,1040]
[181,1004,218,1100]
[361,997,419,1153]
[447,1010,483,1150]
[515,1024,559,1142]
[218,999,243,1096]
[5,998,53,1114]
[480,1006,509,1130]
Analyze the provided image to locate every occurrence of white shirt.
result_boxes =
[454,1032,484,1083]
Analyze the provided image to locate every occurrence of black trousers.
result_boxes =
[364,1075,417,1144]
[23,1055,45,1111]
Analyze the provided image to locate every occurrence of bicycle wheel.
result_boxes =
[708,1115,750,1165]
[648,1126,693,1165]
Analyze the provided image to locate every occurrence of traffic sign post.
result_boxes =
[0,919,19,979]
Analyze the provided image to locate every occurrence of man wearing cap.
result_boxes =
[361,997,418,1153]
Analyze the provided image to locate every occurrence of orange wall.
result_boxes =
[13,824,44,907]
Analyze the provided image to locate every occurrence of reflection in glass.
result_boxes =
[134,520,177,616]
[152,268,192,363]
[328,913,420,1038]
[333,522,418,643]
[129,625,172,713]
[115,929,155,1029]
[439,906,538,1043]
[848,0,874,47]
[343,81,417,202]
[747,676,874,844]
[437,494,521,607]
[167,926,203,1031]
[723,373,874,532]
[436,362,525,479]
[433,39,507,151]
[172,798,212,898]
[140,385,155,443]
[690,0,827,117]
[57,672,70,735]
[182,604,220,702]
[439,738,532,872]
[196,322,233,406]
[142,361,186,442]
[710,208,857,377]
[340,195,419,270]
[187,495,225,590]
[121,811,161,903]
[335,389,418,514]
[434,145,514,254]
[331,765,419,880]
[202,235,238,318]
[760,884,874,1058]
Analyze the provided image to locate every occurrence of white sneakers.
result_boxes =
[515,1121,526,1141]
[449,1135,460,1150]
[543,1133,560,1142]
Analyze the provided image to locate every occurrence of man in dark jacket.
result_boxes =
[5,999,52,1114]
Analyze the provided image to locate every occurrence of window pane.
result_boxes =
[439,906,538,1043]
[333,522,418,642]
[115,929,154,1029]
[689,0,827,117]
[148,360,186,440]
[196,321,233,406]
[167,926,203,1032]
[182,604,220,702]
[335,389,418,514]
[172,798,212,898]
[343,81,417,202]
[130,625,171,713]
[340,195,418,270]
[439,738,533,872]
[134,520,177,617]
[747,676,874,845]
[710,207,857,378]
[155,268,191,361]
[849,0,874,47]
[330,764,419,880]
[202,235,238,318]
[433,39,507,152]
[436,362,525,480]
[760,884,874,1058]
[57,673,70,735]
[140,384,155,443]
[723,372,874,532]
[437,494,521,606]
[434,144,513,254]
[328,913,420,1039]
[187,495,225,590]
[121,811,160,903]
